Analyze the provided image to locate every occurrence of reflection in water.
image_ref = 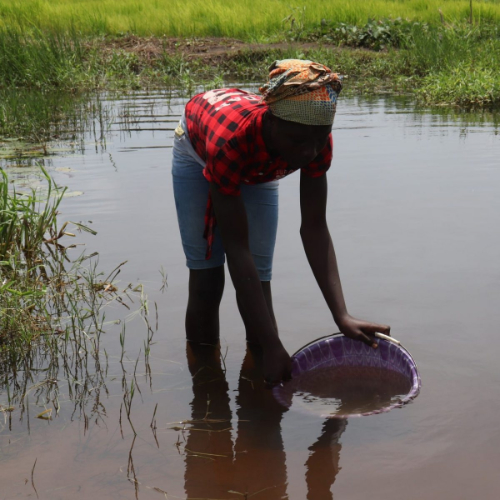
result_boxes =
[184,343,234,498]
[306,419,346,500]
[282,366,412,417]
[185,343,346,499]
[2,91,500,498]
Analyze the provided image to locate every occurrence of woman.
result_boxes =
[172,59,390,384]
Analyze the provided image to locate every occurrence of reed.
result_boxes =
[0,27,87,89]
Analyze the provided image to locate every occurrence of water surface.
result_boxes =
[281,365,413,417]
[1,91,500,500]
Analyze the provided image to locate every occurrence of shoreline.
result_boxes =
[2,21,500,142]
[1,28,499,106]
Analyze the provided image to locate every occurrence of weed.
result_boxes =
[0,166,144,426]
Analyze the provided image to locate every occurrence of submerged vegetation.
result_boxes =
[1,167,111,354]
[0,167,147,412]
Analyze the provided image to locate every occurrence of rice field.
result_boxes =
[1,1,500,109]
[1,0,500,38]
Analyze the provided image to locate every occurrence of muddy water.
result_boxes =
[1,91,500,499]
[279,365,413,417]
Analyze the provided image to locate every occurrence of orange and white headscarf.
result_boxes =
[259,59,343,126]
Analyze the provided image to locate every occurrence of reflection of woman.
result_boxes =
[184,343,234,498]
[184,343,346,499]
[173,59,390,384]
[306,419,346,500]
[232,344,288,498]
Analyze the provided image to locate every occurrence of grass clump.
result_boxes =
[0,166,126,370]
[0,166,156,429]
[0,88,115,145]
[0,28,87,90]
[416,64,500,107]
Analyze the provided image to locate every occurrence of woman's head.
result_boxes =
[263,113,331,169]
[260,59,341,168]
[260,59,342,126]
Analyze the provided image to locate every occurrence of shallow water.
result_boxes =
[1,91,500,499]
[280,365,413,417]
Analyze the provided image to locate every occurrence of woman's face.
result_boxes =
[265,114,332,169]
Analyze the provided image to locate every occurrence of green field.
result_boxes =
[1,0,500,116]
[1,0,499,38]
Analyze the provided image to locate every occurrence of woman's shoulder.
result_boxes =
[187,88,266,119]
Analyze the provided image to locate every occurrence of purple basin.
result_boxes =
[273,334,421,418]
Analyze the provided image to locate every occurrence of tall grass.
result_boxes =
[0,166,121,357]
[0,168,64,264]
[1,0,500,39]
[1,3,500,108]
[0,88,116,145]
[0,166,155,431]
[0,28,88,89]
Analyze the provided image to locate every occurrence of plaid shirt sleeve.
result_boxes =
[300,134,333,177]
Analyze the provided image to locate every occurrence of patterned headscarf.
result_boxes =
[259,59,343,126]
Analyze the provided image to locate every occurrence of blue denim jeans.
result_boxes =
[171,115,279,281]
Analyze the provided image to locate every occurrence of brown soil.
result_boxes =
[98,35,333,63]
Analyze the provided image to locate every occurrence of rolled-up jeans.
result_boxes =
[171,115,279,281]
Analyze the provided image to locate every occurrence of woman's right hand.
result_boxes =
[263,341,292,386]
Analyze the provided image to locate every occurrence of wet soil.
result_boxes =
[99,35,341,64]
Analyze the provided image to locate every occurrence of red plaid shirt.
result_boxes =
[185,88,333,259]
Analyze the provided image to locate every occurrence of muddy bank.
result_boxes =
[98,35,342,63]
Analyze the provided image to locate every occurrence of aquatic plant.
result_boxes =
[0,166,131,371]
[416,63,500,107]
[0,27,87,90]
[0,89,113,146]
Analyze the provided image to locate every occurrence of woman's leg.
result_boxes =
[187,266,225,344]
[238,181,279,343]
[236,281,277,344]
[172,142,226,344]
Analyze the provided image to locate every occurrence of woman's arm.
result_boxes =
[299,172,390,346]
[209,182,292,383]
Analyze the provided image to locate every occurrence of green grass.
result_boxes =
[1,0,500,39]
[0,166,132,379]
[0,165,156,428]
[417,64,500,106]
[0,167,95,349]
[0,88,117,145]
[1,29,500,111]
[1,2,500,110]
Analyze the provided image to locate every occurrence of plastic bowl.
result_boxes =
[273,334,421,418]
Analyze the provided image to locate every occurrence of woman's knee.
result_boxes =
[188,266,225,307]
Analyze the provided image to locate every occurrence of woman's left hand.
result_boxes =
[336,314,391,349]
